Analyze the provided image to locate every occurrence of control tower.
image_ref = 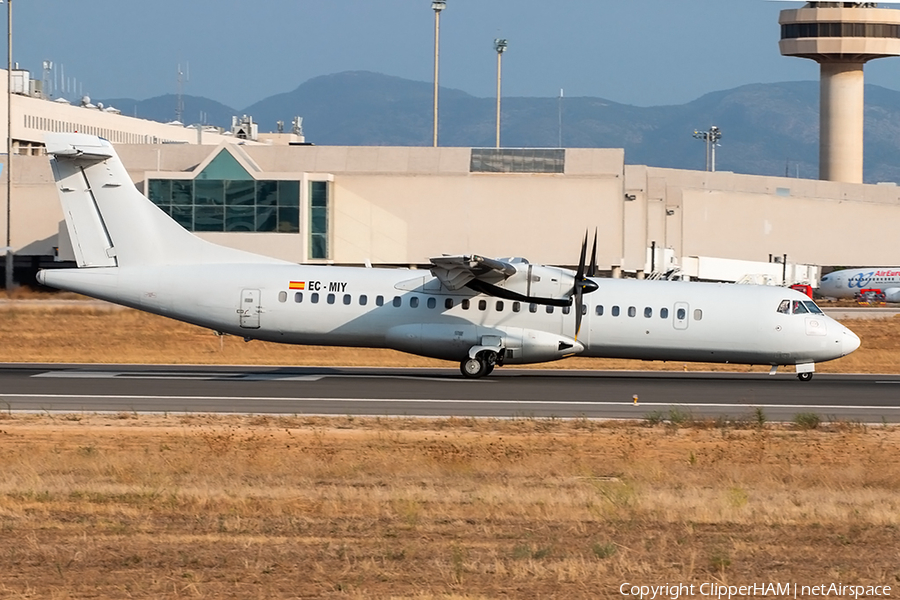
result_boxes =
[779,2,900,183]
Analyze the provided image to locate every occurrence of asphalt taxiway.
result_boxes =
[1,364,898,422]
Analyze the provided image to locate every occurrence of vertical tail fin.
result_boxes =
[46,133,285,268]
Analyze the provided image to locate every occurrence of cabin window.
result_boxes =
[496,301,504,311]
[562,306,571,315]
[582,305,587,316]
[360,295,368,306]
[343,294,351,305]
[546,305,554,314]
[529,303,538,313]
[445,298,454,309]
[612,306,620,317]
[676,307,686,320]
[512,302,521,313]
[628,306,636,318]
[410,297,419,308]
[644,307,652,318]
[462,299,470,310]
[294,292,303,303]
[596,305,604,316]
[777,300,790,314]
[427,297,436,309]
[660,307,669,319]
[478,299,487,311]
[278,291,287,303]
[803,301,823,314]
[376,295,384,307]
[393,296,402,308]
[693,309,703,321]
[792,301,808,314]
[311,293,319,304]
[327,293,335,305]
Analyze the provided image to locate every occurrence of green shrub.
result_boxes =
[793,412,821,430]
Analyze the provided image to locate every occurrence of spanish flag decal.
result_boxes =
[289,281,305,290]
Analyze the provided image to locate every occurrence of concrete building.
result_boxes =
[0,68,303,284]
[2,71,900,289]
[6,138,900,287]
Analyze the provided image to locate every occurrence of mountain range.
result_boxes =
[100,70,900,184]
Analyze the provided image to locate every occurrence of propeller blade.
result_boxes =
[575,232,587,282]
[574,284,584,339]
[589,229,598,278]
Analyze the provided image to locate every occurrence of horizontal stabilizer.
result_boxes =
[46,134,116,162]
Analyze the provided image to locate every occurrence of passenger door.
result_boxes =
[239,289,261,329]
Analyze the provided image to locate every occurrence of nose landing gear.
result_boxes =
[796,362,815,382]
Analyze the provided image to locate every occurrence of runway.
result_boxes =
[1,364,898,422]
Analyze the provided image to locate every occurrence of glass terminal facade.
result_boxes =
[146,149,330,259]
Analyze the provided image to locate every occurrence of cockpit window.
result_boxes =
[803,300,823,314]
[792,300,809,314]
[777,300,790,314]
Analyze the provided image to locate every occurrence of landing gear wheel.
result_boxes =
[485,363,495,375]
[797,372,813,382]
[461,357,487,379]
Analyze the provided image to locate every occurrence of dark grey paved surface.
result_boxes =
[1,364,898,422]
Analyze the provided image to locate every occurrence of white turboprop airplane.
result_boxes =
[36,134,860,381]
[818,268,900,302]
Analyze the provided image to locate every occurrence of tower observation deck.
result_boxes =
[779,2,900,183]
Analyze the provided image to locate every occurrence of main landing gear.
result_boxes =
[797,372,813,382]
[460,350,499,379]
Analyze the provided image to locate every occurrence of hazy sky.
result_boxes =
[14,0,900,109]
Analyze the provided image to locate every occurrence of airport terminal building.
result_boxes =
[2,68,899,287]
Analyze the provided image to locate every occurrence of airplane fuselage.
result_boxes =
[40,263,859,368]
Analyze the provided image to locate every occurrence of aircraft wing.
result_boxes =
[429,254,518,291]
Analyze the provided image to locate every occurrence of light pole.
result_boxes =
[494,38,507,148]
[558,88,563,148]
[4,0,12,291]
[692,125,722,172]
[431,0,445,147]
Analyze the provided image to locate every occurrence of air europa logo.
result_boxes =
[848,272,875,289]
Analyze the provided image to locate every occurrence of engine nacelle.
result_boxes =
[429,254,589,306]
[465,263,577,306]
[501,328,584,364]
[884,288,900,303]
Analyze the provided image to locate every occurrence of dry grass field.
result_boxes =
[0,301,898,372]
[0,413,899,599]
[2,298,900,598]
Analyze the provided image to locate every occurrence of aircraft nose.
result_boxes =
[842,328,861,356]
